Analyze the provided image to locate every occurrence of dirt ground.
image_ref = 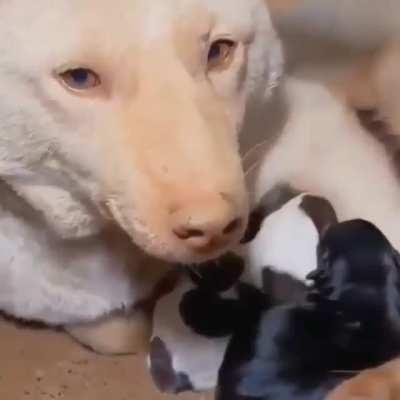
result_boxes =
[0,317,211,400]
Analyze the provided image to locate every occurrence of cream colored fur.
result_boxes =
[1,0,400,355]
[0,0,282,352]
[333,42,400,135]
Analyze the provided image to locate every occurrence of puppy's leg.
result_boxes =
[180,289,243,337]
[327,359,400,400]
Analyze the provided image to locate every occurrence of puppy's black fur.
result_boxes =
[181,219,400,400]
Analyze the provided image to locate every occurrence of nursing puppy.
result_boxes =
[148,188,337,393]
[182,219,400,400]
[149,254,244,393]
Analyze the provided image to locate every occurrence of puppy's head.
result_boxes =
[309,219,400,321]
[0,0,283,263]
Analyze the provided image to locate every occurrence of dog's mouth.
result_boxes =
[104,197,245,264]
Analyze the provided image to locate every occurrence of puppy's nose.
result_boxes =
[171,196,242,252]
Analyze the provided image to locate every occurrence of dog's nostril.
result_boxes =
[223,218,241,235]
[173,227,205,240]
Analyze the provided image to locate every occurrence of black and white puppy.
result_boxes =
[148,186,337,394]
[182,219,400,400]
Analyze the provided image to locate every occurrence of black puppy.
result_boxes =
[180,219,400,400]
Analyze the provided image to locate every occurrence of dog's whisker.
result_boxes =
[244,158,263,177]
[242,140,269,164]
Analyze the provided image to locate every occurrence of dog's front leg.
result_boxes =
[66,308,151,355]
[65,263,179,356]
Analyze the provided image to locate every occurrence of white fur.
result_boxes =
[0,182,152,325]
[0,0,281,325]
[242,194,318,285]
[150,279,229,391]
[1,0,399,332]
[251,77,400,250]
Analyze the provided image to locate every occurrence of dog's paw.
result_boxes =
[65,308,151,355]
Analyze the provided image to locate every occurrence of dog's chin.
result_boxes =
[126,222,244,265]
[131,231,241,265]
[106,202,244,264]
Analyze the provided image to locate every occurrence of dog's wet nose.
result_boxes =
[171,195,242,251]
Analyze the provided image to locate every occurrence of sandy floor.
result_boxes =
[0,317,211,400]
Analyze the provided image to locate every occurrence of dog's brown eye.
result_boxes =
[59,68,100,91]
[207,39,236,70]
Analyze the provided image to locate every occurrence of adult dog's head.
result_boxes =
[0,0,282,263]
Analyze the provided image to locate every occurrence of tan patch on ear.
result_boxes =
[328,53,379,111]
[374,42,400,136]
[329,42,400,125]
[266,0,303,16]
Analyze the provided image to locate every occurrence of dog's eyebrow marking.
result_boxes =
[300,195,338,237]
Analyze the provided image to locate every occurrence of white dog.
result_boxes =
[0,0,283,353]
[1,0,400,355]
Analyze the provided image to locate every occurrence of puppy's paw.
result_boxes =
[306,268,339,309]
[65,309,151,355]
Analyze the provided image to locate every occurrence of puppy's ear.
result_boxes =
[242,183,301,243]
[300,195,338,238]
[179,289,242,337]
